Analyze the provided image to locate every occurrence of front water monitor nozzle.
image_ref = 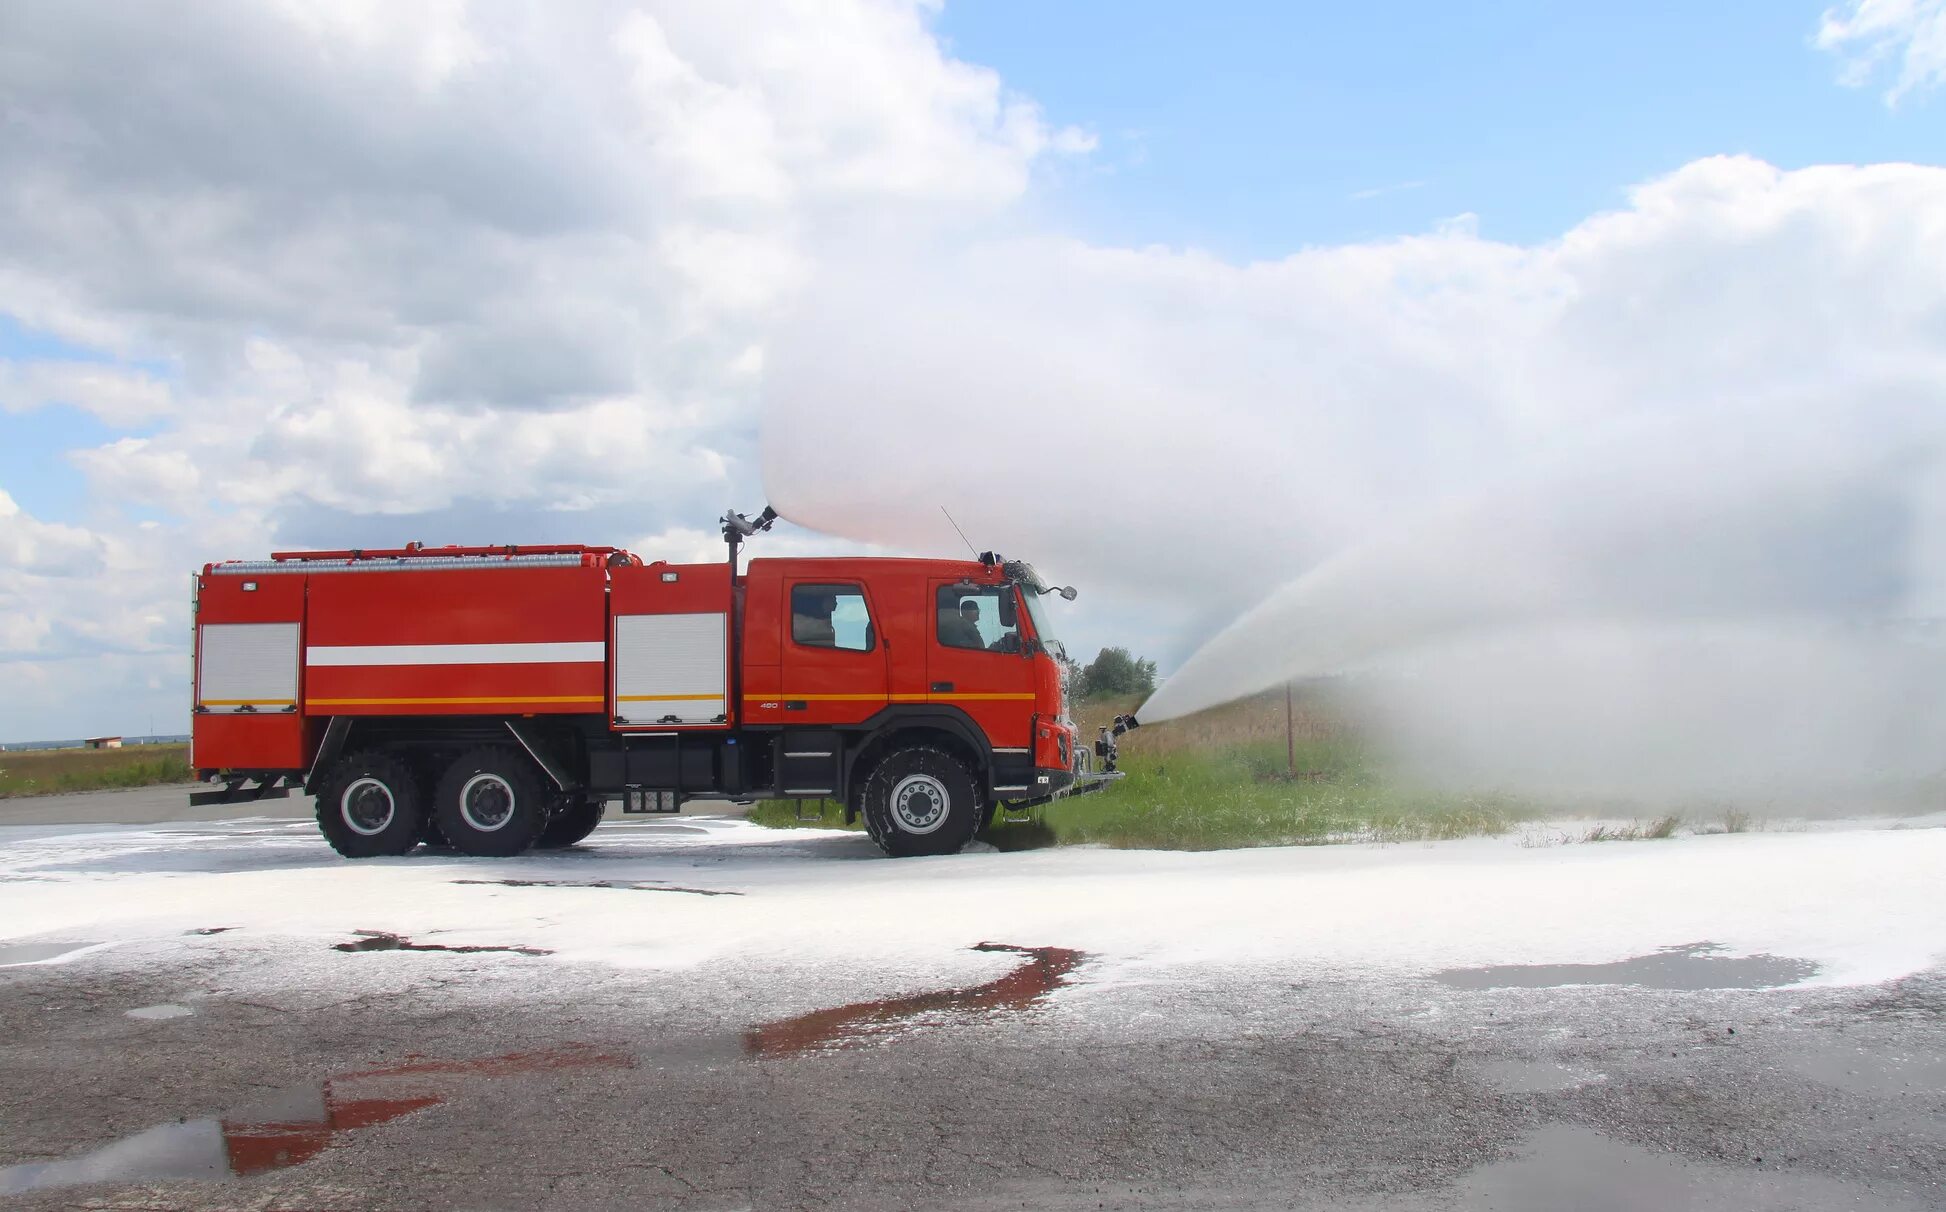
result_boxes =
[1094,714,1141,772]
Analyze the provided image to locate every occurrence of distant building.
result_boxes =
[84,736,123,750]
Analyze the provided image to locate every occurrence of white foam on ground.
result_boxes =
[1,816,1941,996]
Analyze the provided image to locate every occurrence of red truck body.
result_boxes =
[191,537,1093,858]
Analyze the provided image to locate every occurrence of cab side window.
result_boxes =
[937,585,1020,652]
[791,584,874,652]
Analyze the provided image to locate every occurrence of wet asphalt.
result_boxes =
[0,796,1942,1210]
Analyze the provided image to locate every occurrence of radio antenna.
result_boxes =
[939,505,978,558]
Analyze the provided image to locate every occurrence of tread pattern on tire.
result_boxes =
[316,750,424,859]
[859,746,982,858]
[433,745,548,858]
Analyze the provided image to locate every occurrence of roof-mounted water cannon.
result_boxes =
[722,505,777,572]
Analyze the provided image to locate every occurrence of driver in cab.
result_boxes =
[938,597,987,650]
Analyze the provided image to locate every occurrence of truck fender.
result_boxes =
[843,705,992,803]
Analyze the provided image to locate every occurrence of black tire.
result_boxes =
[433,746,548,857]
[316,751,425,858]
[536,797,605,849]
[859,747,982,857]
[856,787,886,849]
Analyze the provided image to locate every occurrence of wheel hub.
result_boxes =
[890,773,949,834]
[459,773,516,832]
[340,777,395,837]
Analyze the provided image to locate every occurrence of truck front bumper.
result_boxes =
[991,763,1124,810]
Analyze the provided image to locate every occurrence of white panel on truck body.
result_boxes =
[198,623,300,713]
[613,613,728,726]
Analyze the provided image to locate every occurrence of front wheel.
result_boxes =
[859,748,982,857]
[434,747,549,857]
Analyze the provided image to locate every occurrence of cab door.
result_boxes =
[777,579,889,728]
[927,579,1035,749]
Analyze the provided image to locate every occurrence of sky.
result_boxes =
[0,0,1943,743]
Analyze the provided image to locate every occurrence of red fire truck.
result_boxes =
[190,508,1136,858]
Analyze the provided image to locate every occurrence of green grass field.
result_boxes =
[748,689,1550,851]
[0,744,194,798]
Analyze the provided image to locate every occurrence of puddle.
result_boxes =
[1437,1122,1933,1211]
[222,1086,443,1177]
[126,1003,194,1021]
[0,941,102,968]
[745,942,1086,1057]
[1434,942,1818,991]
[1787,1044,1946,1096]
[0,1044,629,1195]
[1474,1058,1605,1094]
[452,878,741,897]
[332,931,551,956]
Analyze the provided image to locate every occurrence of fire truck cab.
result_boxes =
[190,510,1128,859]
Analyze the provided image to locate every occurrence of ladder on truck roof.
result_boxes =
[208,543,636,575]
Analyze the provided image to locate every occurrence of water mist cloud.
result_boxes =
[764,156,1946,795]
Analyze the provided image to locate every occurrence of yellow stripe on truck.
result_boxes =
[617,694,722,702]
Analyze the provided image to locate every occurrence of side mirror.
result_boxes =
[998,591,1018,629]
[1059,585,1078,601]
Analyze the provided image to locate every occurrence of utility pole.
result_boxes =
[1285,681,1295,779]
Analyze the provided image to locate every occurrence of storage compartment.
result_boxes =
[197,623,300,713]
[612,613,729,726]
[585,734,721,792]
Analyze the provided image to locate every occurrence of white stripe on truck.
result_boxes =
[305,642,604,667]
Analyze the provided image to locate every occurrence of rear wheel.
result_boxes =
[316,751,424,858]
[434,747,548,857]
[536,796,605,849]
[859,747,982,857]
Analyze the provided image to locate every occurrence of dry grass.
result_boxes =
[0,744,193,798]
[1581,814,1682,842]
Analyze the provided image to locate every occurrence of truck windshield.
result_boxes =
[1021,589,1063,660]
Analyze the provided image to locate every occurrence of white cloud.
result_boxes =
[769,157,1946,608]
[1817,0,1946,102]
[0,0,1088,739]
[0,361,173,424]
[0,489,104,578]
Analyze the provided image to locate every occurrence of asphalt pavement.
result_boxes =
[0,783,307,827]
[0,789,1940,1210]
